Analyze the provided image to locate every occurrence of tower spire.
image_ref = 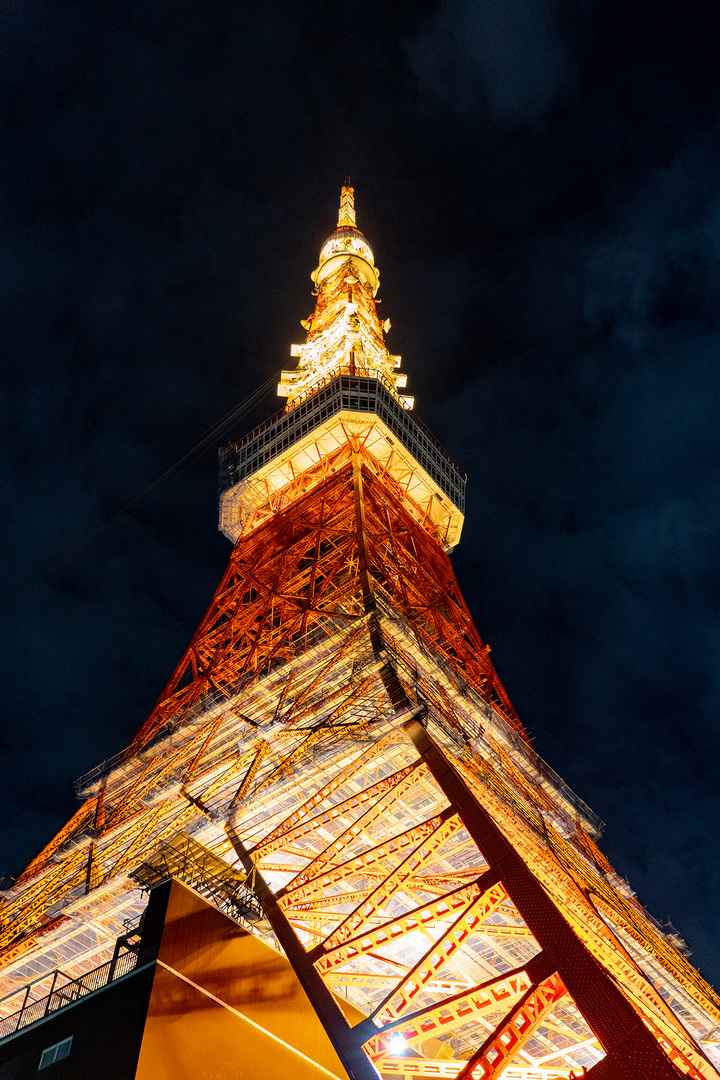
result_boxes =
[277,185,412,411]
[337,182,356,228]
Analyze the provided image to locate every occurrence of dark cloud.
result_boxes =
[405,0,571,124]
[1,0,720,990]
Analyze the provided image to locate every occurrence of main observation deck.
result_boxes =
[219,373,467,549]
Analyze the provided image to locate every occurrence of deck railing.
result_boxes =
[0,947,140,1042]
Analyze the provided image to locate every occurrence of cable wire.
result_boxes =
[51,370,282,568]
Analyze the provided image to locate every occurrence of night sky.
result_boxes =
[2,1,719,986]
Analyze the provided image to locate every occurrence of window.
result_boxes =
[38,1036,72,1070]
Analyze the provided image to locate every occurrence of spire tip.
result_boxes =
[338,183,356,229]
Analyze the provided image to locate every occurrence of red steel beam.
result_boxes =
[279,815,450,908]
[361,964,535,1060]
[314,878,489,974]
[283,762,430,891]
[371,878,511,1025]
[322,811,464,949]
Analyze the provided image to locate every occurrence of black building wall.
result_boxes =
[0,964,156,1080]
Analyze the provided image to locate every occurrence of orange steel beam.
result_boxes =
[314,879,489,974]
[0,846,90,948]
[253,720,372,797]
[299,486,335,640]
[454,970,567,1080]
[282,763,430,891]
[14,799,98,887]
[352,447,376,613]
[272,670,380,732]
[105,721,220,828]
[326,974,401,989]
[254,752,419,859]
[105,808,161,876]
[102,760,156,829]
[183,714,225,784]
[278,626,366,722]
[361,965,535,1060]
[108,802,196,878]
[371,879,511,1025]
[373,1059,463,1078]
[327,973,474,997]
[283,889,378,912]
[228,741,269,811]
[278,816,451,908]
[132,464,523,750]
[477,924,535,941]
[448,759,720,1075]
[403,718,687,1080]
[287,869,493,923]
[187,747,263,809]
[308,675,376,728]
[322,812,464,949]
[641,1012,720,1080]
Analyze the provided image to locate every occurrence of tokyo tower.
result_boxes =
[1,188,719,1080]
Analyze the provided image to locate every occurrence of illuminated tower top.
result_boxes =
[219,186,466,550]
[278,186,410,408]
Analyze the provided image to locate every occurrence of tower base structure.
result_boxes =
[0,878,358,1080]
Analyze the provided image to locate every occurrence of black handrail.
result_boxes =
[0,948,141,1043]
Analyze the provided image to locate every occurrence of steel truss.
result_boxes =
[3,459,720,1080]
[5,189,720,1080]
[220,705,719,1080]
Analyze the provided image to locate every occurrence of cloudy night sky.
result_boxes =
[1,1,719,987]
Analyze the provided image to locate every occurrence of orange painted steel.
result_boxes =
[371,880,512,1025]
[278,817,452,908]
[454,971,568,1080]
[252,737,413,857]
[320,813,465,949]
[131,459,522,752]
[3,450,717,1075]
[314,880,491,975]
[362,967,535,1061]
[13,799,98,887]
[250,706,709,1079]
[282,763,430,891]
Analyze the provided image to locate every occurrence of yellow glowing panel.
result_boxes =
[219,413,464,551]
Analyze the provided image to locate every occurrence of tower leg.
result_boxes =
[403,717,685,1080]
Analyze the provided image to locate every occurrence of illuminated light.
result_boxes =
[388,1035,407,1054]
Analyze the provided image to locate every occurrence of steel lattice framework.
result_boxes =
[2,187,720,1080]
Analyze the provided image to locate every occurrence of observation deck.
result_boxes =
[219,372,466,549]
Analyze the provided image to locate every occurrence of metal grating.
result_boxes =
[130,833,265,926]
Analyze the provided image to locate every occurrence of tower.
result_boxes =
[1,188,720,1080]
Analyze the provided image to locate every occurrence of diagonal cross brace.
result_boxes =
[225,825,379,1080]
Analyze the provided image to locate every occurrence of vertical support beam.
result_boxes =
[226,825,379,1080]
[94,782,106,833]
[42,970,60,1017]
[352,448,376,616]
[84,842,96,895]
[403,718,684,1080]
